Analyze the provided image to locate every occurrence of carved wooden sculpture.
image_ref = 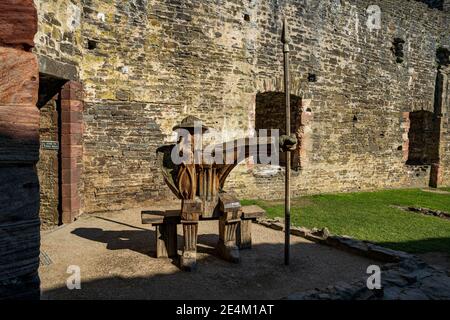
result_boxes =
[154,117,258,269]
[154,116,295,270]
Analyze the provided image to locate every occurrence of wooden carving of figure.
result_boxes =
[156,116,296,270]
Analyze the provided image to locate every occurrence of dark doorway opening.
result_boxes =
[414,0,444,10]
[406,110,439,166]
[37,73,68,229]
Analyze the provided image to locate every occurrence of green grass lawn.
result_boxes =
[242,189,450,254]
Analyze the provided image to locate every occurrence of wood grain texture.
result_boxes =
[241,205,266,219]
[155,223,178,258]
[237,219,252,250]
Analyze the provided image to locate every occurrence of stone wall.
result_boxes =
[227,0,450,199]
[33,0,82,80]
[33,0,450,214]
[439,68,450,184]
[37,96,60,229]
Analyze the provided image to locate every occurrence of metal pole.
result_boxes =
[282,18,291,266]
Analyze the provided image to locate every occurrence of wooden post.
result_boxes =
[237,219,252,249]
[155,223,178,258]
[237,205,266,249]
[181,221,198,271]
[180,199,201,271]
[282,18,292,266]
[217,194,241,262]
[218,214,241,262]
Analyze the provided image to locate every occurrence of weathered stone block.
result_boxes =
[61,81,84,101]
[0,104,39,163]
[0,0,37,49]
[0,48,38,105]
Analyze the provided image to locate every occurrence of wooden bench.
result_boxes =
[141,205,265,258]
[237,205,265,249]
[141,209,180,258]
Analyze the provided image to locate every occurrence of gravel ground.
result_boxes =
[39,207,377,300]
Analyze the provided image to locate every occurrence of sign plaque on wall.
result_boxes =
[41,141,59,150]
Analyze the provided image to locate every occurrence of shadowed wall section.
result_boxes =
[255,92,302,170]
[406,110,439,165]
[37,95,60,229]
[0,0,40,299]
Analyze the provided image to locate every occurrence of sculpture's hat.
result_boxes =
[172,115,209,132]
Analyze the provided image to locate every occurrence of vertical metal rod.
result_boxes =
[282,18,291,266]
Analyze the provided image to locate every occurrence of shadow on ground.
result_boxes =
[39,213,378,300]
[42,241,365,300]
[70,226,220,265]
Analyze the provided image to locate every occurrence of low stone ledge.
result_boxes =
[255,218,415,263]
[254,218,450,300]
[285,258,450,300]
[391,205,450,220]
[269,222,284,231]
[290,226,310,237]
[256,217,284,231]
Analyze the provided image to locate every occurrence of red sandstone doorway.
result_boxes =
[37,76,84,228]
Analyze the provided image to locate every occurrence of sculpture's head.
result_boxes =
[172,116,210,153]
[172,115,209,134]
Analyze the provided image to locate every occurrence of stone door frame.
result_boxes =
[59,81,84,224]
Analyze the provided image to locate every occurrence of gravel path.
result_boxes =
[40,208,377,300]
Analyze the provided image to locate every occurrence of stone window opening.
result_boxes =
[436,47,450,67]
[391,38,405,64]
[87,39,98,50]
[404,110,439,166]
[255,92,310,171]
[415,0,444,10]
[308,73,317,82]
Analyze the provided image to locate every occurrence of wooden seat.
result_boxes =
[241,205,266,219]
[237,205,266,250]
[141,210,180,259]
[141,209,181,224]
[141,204,265,259]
